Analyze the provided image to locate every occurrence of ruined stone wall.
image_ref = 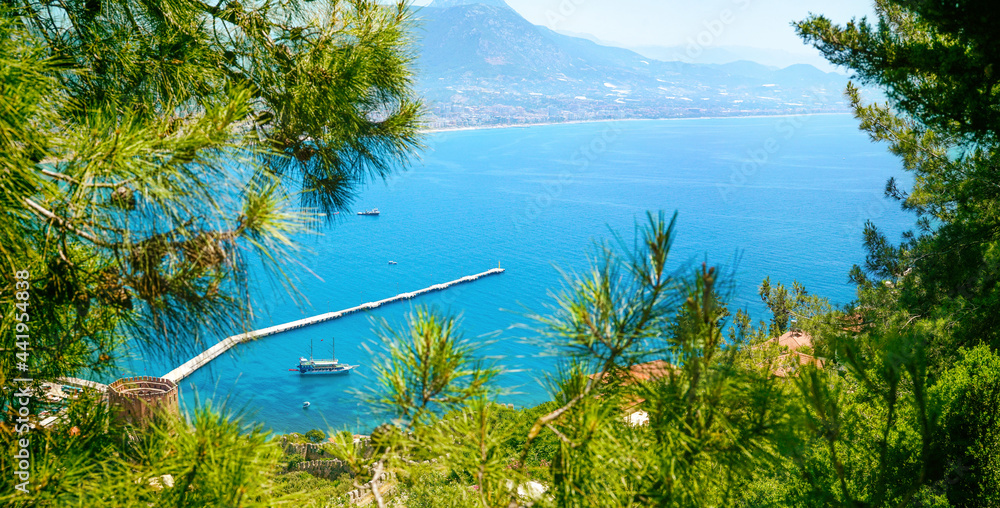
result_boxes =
[290,459,353,480]
[346,469,394,506]
[279,435,372,461]
[278,435,393,506]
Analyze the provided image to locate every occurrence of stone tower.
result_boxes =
[107,376,179,426]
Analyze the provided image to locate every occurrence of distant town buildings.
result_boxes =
[421,81,849,130]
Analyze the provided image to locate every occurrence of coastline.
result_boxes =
[419,112,853,134]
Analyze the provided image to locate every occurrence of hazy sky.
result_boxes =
[413,0,876,54]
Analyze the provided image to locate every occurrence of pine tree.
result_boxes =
[1,0,422,504]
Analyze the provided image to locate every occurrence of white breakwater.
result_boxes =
[162,268,505,382]
[57,377,109,392]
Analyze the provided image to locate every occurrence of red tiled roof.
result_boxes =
[765,330,813,351]
[752,331,825,377]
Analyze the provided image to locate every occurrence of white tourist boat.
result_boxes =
[290,338,356,375]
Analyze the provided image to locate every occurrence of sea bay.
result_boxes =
[138,114,913,434]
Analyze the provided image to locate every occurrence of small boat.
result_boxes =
[302,401,311,408]
[357,208,380,216]
[294,337,357,375]
[388,260,397,265]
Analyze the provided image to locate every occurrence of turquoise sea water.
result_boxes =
[138,115,914,434]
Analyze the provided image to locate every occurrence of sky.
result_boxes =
[412,0,878,69]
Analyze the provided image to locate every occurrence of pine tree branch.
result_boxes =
[38,167,131,189]
[22,197,110,247]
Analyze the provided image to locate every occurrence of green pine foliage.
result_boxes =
[799,0,1000,357]
[2,0,422,505]
[928,346,1000,505]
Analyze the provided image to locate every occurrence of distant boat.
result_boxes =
[294,337,357,375]
[358,208,380,216]
[302,401,311,408]
[388,261,397,265]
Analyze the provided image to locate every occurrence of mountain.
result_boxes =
[412,2,851,128]
[428,0,511,8]
[626,44,845,74]
[709,60,776,80]
[550,29,615,47]
[416,2,648,79]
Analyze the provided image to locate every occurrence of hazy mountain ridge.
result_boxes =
[624,44,844,73]
[414,1,851,128]
[428,0,511,8]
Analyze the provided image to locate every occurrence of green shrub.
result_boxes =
[305,429,327,444]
